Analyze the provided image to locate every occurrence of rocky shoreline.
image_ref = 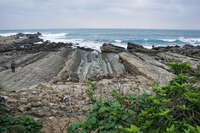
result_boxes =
[1,33,200,132]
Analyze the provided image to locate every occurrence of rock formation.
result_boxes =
[1,33,200,132]
[0,34,200,91]
[101,43,126,53]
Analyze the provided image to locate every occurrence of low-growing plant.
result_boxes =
[169,62,192,75]
[0,114,42,133]
[194,64,200,78]
[68,62,200,133]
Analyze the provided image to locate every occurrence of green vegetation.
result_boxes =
[0,114,42,133]
[169,62,192,75]
[68,62,200,133]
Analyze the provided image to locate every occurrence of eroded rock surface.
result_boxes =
[1,33,200,133]
[0,47,73,90]
[53,48,126,82]
[119,52,174,86]
[153,44,200,58]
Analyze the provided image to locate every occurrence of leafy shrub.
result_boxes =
[169,62,192,75]
[194,64,200,78]
[0,114,42,133]
[68,62,200,133]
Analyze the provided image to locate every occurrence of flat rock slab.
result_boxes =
[0,48,73,91]
[157,52,200,69]
[119,52,174,86]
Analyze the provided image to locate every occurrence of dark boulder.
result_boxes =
[100,43,126,53]
[127,42,144,50]
[77,46,94,51]
[183,44,194,49]
[36,32,42,36]
[127,42,157,55]
[16,33,25,38]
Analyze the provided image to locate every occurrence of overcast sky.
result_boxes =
[0,0,200,30]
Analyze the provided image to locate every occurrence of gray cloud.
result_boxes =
[0,0,200,29]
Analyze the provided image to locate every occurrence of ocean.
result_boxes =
[0,29,200,51]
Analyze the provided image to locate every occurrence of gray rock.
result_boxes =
[0,47,73,90]
[156,52,200,69]
[119,52,174,86]
[101,43,126,53]
[152,44,200,58]
[127,42,157,55]
[56,48,126,82]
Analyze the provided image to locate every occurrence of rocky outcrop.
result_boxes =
[127,42,158,55]
[0,33,200,92]
[1,33,200,133]
[54,48,126,82]
[0,47,74,90]
[15,32,43,45]
[100,43,126,53]
[119,52,174,86]
[156,52,200,69]
[0,36,126,90]
[0,33,72,53]
[152,44,200,58]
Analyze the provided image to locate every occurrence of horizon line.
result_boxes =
[1,27,200,31]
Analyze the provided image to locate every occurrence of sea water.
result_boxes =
[0,29,200,51]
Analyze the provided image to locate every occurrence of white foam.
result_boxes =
[0,32,38,37]
[23,32,37,34]
[115,40,122,43]
[39,32,105,51]
[144,45,152,49]
[77,41,103,51]
[40,33,68,42]
[179,37,200,45]
[112,42,127,49]
[161,39,177,42]
[34,41,43,44]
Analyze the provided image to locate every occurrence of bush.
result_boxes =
[0,114,42,133]
[68,62,200,133]
[169,62,192,75]
[194,64,200,78]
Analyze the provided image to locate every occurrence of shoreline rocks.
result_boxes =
[101,43,126,53]
[1,33,200,133]
[0,33,200,91]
